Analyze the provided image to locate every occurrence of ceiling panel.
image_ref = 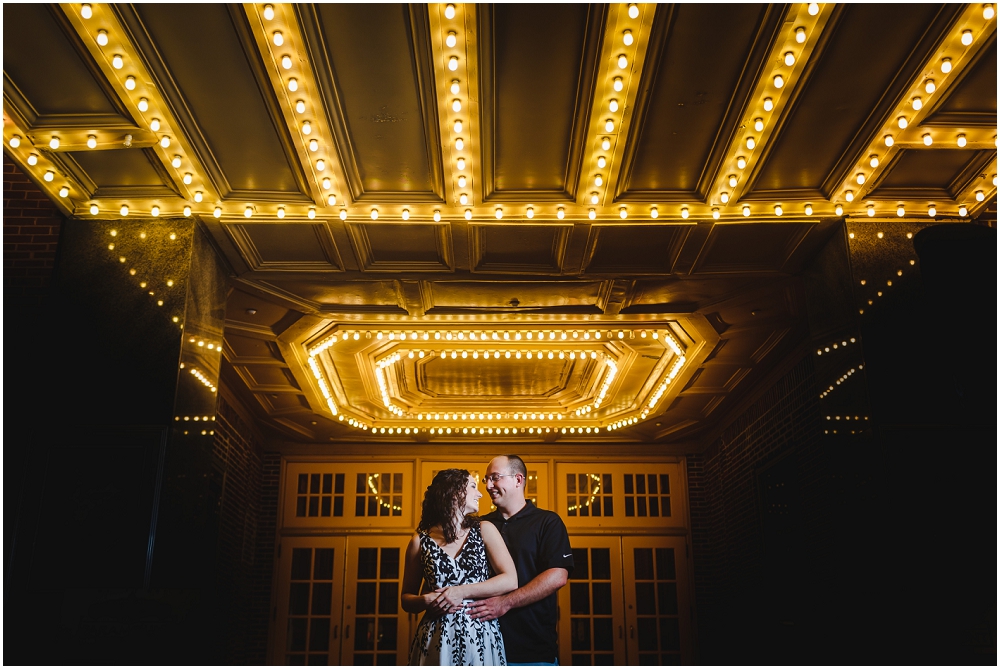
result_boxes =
[258,279,405,310]
[744,4,955,199]
[65,148,178,199]
[583,225,691,274]
[224,222,342,271]
[470,224,571,273]
[418,356,573,398]
[132,3,307,197]
[617,4,779,201]
[224,334,285,362]
[924,37,997,125]
[694,223,811,273]
[424,280,609,312]
[304,3,443,201]
[868,149,995,200]
[479,4,604,200]
[347,222,453,271]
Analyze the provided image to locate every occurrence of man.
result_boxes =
[467,455,574,666]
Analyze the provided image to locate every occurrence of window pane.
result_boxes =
[648,474,658,495]
[354,618,375,651]
[378,617,398,650]
[357,549,378,579]
[592,497,602,516]
[380,548,400,579]
[291,548,312,580]
[309,618,330,651]
[356,582,376,614]
[298,473,308,494]
[378,582,398,615]
[635,582,655,615]
[570,582,590,614]
[593,617,614,651]
[655,548,676,580]
[380,474,390,494]
[624,474,634,494]
[314,548,334,580]
[322,473,333,494]
[637,497,646,517]
[367,497,377,517]
[321,497,331,516]
[661,497,671,517]
[308,497,319,517]
[289,583,309,615]
[636,475,646,495]
[570,618,591,651]
[657,583,678,615]
[311,583,332,615]
[392,496,402,516]
[334,497,344,517]
[591,548,611,580]
[335,473,345,494]
[659,617,680,651]
[566,473,577,494]
[288,617,307,652]
[356,473,366,494]
[392,473,403,494]
[592,582,612,615]
[570,549,589,580]
[296,497,307,517]
[310,474,321,494]
[355,497,366,517]
[603,497,614,517]
[625,497,635,517]
[660,474,670,494]
[637,617,658,651]
[634,548,654,580]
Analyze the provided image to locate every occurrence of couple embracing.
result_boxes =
[403,455,573,666]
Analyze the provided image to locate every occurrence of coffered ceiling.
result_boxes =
[4,3,996,445]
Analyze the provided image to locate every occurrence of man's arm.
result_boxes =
[466,567,568,621]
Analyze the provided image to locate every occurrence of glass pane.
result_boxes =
[309,617,330,651]
[392,473,403,493]
[571,549,589,580]
[378,582,398,615]
[355,497,366,517]
[357,473,367,494]
[567,503,577,517]
[603,497,614,517]
[288,617,307,652]
[315,549,334,580]
[602,473,612,494]
[378,617,398,650]
[636,475,646,495]
[639,654,658,665]
[592,497,601,516]
[296,497,307,517]
[636,618,658,651]
[625,497,635,517]
[593,617,614,651]
[592,582,612,615]
[353,654,373,665]
[354,618,376,650]
[357,549,378,579]
[367,497,377,517]
[624,474,634,494]
[308,497,319,517]
[376,653,396,665]
[335,473,345,494]
[392,496,402,516]
[661,653,681,665]
[312,583,332,615]
[307,654,327,666]
[570,582,590,614]
[334,497,344,517]
[648,475,658,495]
[288,654,306,665]
[595,654,614,665]
[323,473,333,494]
[311,473,321,494]
[649,497,659,517]
[634,548,654,580]
[591,548,611,580]
[380,548,400,579]
[380,474,390,494]
[571,618,591,651]
[659,617,680,651]
[356,582,377,614]
[661,497,671,517]
[291,548,312,580]
[289,583,309,615]
[321,497,331,516]
[657,583,678,615]
[527,472,537,495]
[660,474,670,494]
[655,548,676,580]
[298,473,308,494]
[566,473,577,494]
[635,582,655,615]
[571,655,590,666]
[637,497,646,517]
[379,501,389,517]
[580,501,589,517]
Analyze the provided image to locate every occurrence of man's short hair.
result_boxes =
[502,454,527,477]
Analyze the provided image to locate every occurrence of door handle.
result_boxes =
[345,624,351,639]
[630,625,634,639]
[333,624,338,639]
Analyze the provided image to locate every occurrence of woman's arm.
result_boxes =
[435,523,518,607]
[401,533,451,615]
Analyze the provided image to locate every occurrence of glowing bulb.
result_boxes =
[444,4,456,19]
[112,54,124,70]
[81,3,93,19]
[618,54,628,69]
[244,206,253,218]
[957,134,967,147]
[87,135,98,149]
[924,79,935,94]
[601,137,611,151]
[309,139,319,152]
[961,30,973,46]
[281,55,293,70]
[27,153,38,166]
[194,191,203,202]
[650,206,658,218]
[897,116,908,129]
[605,119,615,132]
[450,80,460,95]
[459,193,468,205]
[869,155,879,168]
[795,27,806,43]
[308,208,316,219]
[339,209,347,220]
[402,208,410,220]
[8,135,20,148]
[720,192,730,203]
[370,208,378,220]
[940,58,952,73]
[746,137,756,149]
[959,205,968,216]
[434,210,441,221]
[160,135,171,148]
[845,190,854,202]
[453,120,463,133]
[452,99,462,112]
[301,121,312,135]
[835,204,843,216]
[150,118,160,131]
[458,175,467,188]
[448,56,459,71]
[588,208,596,219]
[609,99,620,113]
[805,204,813,216]
[856,173,865,185]
[263,4,274,20]
[90,204,99,215]
[295,100,306,113]
[96,30,108,46]
[784,52,795,66]
[896,205,905,217]
[681,207,689,219]
[763,98,774,113]
[737,156,747,169]
[326,194,336,205]
[44,170,55,182]
[455,138,464,150]
[712,208,720,219]
[922,133,932,146]
[287,78,298,91]
[273,31,284,46]
[214,206,222,218]
[464,209,472,220]
[773,74,784,88]
[985,4,996,19]
[743,205,751,217]
[975,190,985,201]
[59,186,69,198]
[446,31,457,48]
[496,208,503,219]
[884,134,894,147]
[728,175,738,188]
[620,208,627,219]
[910,96,923,111]
[183,173,193,185]
[316,159,325,171]
[612,78,624,94]
[808,3,819,15]
[622,29,634,46]
[594,174,603,187]
[867,205,875,217]
[526,206,534,219]
[928,205,936,217]
[557,207,565,219]
[277,206,285,219]
[774,204,783,216]
[628,3,639,19]
[49,136,60,149]
[124,76,136,90]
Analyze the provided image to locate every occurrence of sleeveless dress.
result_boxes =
[408,525,507,665]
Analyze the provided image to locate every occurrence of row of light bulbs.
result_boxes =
[440,4,475,210]
[816,337,858,356]
[819,364,862,399]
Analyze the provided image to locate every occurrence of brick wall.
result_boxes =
[3,153,64,308]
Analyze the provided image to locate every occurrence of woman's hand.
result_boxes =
[428,586,466,614]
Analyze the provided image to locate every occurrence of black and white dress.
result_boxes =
[408,525,507,666]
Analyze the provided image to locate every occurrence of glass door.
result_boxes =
[557,536,626,665]
[621,536,692,665]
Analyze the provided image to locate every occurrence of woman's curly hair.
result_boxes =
[418,468,480,544]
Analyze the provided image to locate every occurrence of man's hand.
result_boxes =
[466,595,510,621]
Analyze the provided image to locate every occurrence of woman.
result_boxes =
[403,469,518,665]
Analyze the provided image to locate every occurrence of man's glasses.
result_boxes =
[481,473,518,484]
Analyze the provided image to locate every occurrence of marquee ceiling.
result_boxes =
[4,3,996,444]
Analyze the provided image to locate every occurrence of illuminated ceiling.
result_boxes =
[3,3,996,444]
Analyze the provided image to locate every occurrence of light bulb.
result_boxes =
[808,3,819,15]
[8,135,20,148]
[44,170,55,182]
[623,30,633,46]
[281,55,293,70]
[434,210,441,221]
[263,4,274,20]
[601,137,611,150]
[795,27,806,43]
[926,205,937,217]
[90,204,99,215]
[605,119,615,132]
[959,205,968,216]
[124,76,136,90]
[59,186,70,198]
[754,118,764,132]
[618,54,628,69]
[194,191,203,202]
[87,135,98,149]
[961,30,973,46]
[444,4,456,19]
[712,208,720,219]
[316,159,325,171]
[975,190,985,201]
[628,4,639,19]
[924,79,935,93]
[458,175,467,187]
[884,134,894,147]
[650,206,658,218]
[613,77,623,92]
[309,139,319,151]
[590,192,599,204]
[835,204,843,216]
[911,96,923,110]
[244,206,253,218]
[746,137,756,149]
[96,30,108,46]
[455,138,464,150]
[784,52,795,66]
[49,136,60,149]
[720,192,730,203]
[897,205,906,217]
[459,193,468,204]
[774,204,782,216]
[370,208,378,220]
[496,208,503,219]
[308,208,316,219]
[737,156,747,169]
[588,209,596,219]
[985,4,996,19]
[112,54,124,69]
[922,133,932,146]
[620,208,627,219]
[464,209,472,220]
[302,121,312,135]
[728,175,738,188]
[897,116,908,129]
[680,207,689,219]
[526,206,534,219]
[339,209,347,220]
[845,190,854,202]
[557,207,565,219]
[287,78,298,91]
[273,31,283,46]
[453,120,463,133]
[446,31,457,48]
[137,97,151,112]
[763,97,773,112]
[805,204,813,215]
[773,74,784,88]
[856,173,865,185]
[277,206,285,219]
[295,100,306,113]
[956,134,967,147]
[160,135,171,148]
[214,206,222,218]
[594,174,603,187]
[150,118,160,131]
[448,56,459,71]
[455,157,466,171]
[452,99,462,112]
[449,80,461,96]
[609,99,619,113]
[81,4,93,19]
[327,194,336,205]
[743,205,751,217]
[867,205,875,217]
[870,155,879,168]
[940,58,952,73]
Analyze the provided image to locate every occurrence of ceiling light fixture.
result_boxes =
[96,30,109,46]
[44,170,55,182]
[90,204,99,215]
[448,56,459,71]
[784,52,795,66]
[81,4,93,19]
[650,206,658,219]
[975,190,985,201]
[263,4,274,20]
[59,186,70,198]
[454,120,463,133]
[588,209,596,219]
[434,210,441,221]
[808,3,820,15]
[618,54,628,69]
[746,137,756,149]
[928,205,937,217]
[112,54,124,69]
[282,55,293,70]
[609,99,619,112]
[805,204,813,215]
[742,205,751,217]
[884,134,894,147]
[444,4,456,19]
[681,207,689,219]
[957,134,967,147]
[87,135,98,149]
[712,208,721,219]
[455,138,464,150]
[601,137,611,151]
[287,78,298,91]
[845,190,854,202]
[49,136,60,149]
[869,154,879,168]
[446,31,457,48]
[309,139,319,151]
[526,206,534,219]
[763,97,774,112]
[8,135,20,148]
[27,153,38,166]
[835,204,843,216]
[295,100,306,113]
[557,207,566,219]
[273,31,283,46]
[867,204,875,217]
[856,173,865,185]
[754,118,764,132]
[464,209,472,220]
[623,30,634,46]
[774,204,783,216]
[628,4,639,19]
[214,206,222,218]
[795,27,806,43]
[924,79,936,94]
[922,133,933,146]
[277,206,285,219]
[959,205,968,216]
[961,29,973,46]
[911,96,923,110]
[194,191,203,202]
[985,4,996,19]
[736,156,747,169]
[720,192,730,203]
[773,74,784,88]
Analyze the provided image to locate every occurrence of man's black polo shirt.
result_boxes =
[482,500,574,664]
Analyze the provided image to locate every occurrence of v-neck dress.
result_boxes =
[408,525,507,666]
